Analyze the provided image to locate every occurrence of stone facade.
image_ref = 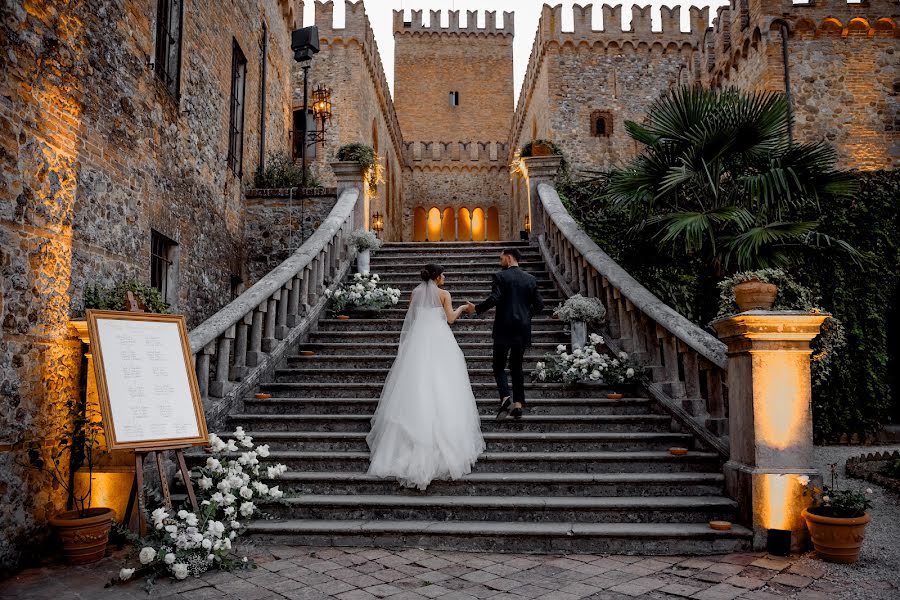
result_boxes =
[0,0,297,571]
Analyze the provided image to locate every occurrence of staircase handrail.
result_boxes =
[536,182,729,453]
[187,187,360,426]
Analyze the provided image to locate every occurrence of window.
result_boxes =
[228,40,248,176]
[150,230,178,305]
[292,108,316,161]
[449,91,460,107]
[591,110,613,138]
[154,0,184,97]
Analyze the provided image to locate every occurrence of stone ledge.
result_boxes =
[846,450,900,494]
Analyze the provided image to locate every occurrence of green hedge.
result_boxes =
[559,170,900,441]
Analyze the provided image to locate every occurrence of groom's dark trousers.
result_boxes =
[476,266,544,406]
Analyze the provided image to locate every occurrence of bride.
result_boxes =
[366,263,485,490]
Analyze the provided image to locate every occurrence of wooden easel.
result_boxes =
[123,447,200,534]
[116,292,201,534]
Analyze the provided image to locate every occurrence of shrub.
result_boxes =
[252,151,319,188]
[84,280,169,314]
[336,143,382,196]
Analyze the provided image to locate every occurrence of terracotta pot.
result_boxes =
[733,279,778,312]
[802,508,871,564]
[709,521,732,531]
[300,350,316,356]
[337,315,351,320]
[254,392,271,400]
[606,393,623,400]
[669,447,689,456]
[49,507,114,565]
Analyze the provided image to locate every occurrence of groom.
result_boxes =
[466,248,544,419]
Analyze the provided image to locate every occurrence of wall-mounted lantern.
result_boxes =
[371,212,384,236]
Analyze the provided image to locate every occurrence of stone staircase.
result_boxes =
[221,241,752,554]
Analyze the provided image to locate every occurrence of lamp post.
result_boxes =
[291,26,320,189]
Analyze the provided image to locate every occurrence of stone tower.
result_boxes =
[393,9,515,141]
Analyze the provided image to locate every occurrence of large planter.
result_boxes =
[49,507,114,565]
[357,249,371,275]
[733,279,778,312]
[802,508,870,564]
[570,320,587,349]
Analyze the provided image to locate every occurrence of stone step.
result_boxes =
[374,270,552,282]
[371,252,544,263]
[262,471,727,497]
[270,367,550,385]
[257,494,739,524]
[378,278,555,289]
[316,318,565,332]
[246,520,752,555]
[229,430,692,452]
[242,397,651,416]
[199,450,719,473]
[305,331,570,345]
[228,413,672,433]
[259,382,642,400]
[285,353,548,369]
[291,341,565,357]
[368,261,547,273]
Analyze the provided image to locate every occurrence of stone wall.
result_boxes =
[0,0,296,571]
[245,189,338,283]
[695,0,900,170]
[393,9,515,142]
[510,5,707,174]
[302,0,405,241]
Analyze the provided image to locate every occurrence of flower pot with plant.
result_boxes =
[799,465,873,563]
[533,333,643,394]
[553,295,607,349]
[24,393,113,564]
[336,143,383,197]
[347,229,383,275]
[719,270,778,312]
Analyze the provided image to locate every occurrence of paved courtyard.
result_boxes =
[2,543,897,600]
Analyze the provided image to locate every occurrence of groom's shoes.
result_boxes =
[496,397,512,420]
[510,402,524,419]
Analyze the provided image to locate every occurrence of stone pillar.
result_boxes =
[712,311,828,551]
[331,161,367,231]
[521,156,563,243]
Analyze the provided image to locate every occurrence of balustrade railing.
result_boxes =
[187,187,360,427]
[535,181,730,456]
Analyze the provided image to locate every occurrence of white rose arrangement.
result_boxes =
[325,273,401,314]
[533,334,643,386]
[347,229,383,253]
[553,294,607,325]
[112,429,289,585]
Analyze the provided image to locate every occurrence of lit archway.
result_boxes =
[487,207,500,241]
[472,208,486,242]
[457,207,472,241]
[413,207,427,242]
[426,207,442,242]
[442,208,455,241]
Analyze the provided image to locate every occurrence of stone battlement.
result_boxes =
[404,141,510,165]
[539,4,710,42]
[393,10,514,37]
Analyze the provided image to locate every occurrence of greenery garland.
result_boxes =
[336,143,383,196]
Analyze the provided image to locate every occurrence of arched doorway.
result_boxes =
[426,207,442,242]
[441,208,455,241]
[487,207,500,241]
[413,207,427,242]
[457,207,472,241]
[472,208,486,242]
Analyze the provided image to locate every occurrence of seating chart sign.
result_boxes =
[87,311,208,451]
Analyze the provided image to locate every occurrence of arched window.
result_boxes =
[441,208,455,241]
[472,208,486,242]
[413,207,427,242]
[591,110,612,138]
[487,207,500,241]
[457,207,472,241]
[426,207,442,242]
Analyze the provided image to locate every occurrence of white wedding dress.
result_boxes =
[366,281,485,490]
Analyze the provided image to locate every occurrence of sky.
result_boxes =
[301,1,727,104]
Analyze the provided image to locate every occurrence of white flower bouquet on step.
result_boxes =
[553,294,607,325]
[111,429,288,586]
[347,229,383,254]
[533,334,644,386]
[325,273,401,314]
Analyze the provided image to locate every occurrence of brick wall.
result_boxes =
[0,0,296,571]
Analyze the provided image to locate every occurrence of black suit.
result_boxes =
[475,266,545,405]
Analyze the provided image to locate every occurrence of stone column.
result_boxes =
[331,161,367,231]
[712,311,828,551]
[521,156,563,242]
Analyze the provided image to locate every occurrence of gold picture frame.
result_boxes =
[86,310,209,451]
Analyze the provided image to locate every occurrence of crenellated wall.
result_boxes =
[511,4,708,175]
[304,0,406,240]
[693,0,899,170]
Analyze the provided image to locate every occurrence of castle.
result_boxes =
[0,0,897,572]
[305,0,898,242]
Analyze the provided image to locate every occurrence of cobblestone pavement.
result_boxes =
[2,544,897,600]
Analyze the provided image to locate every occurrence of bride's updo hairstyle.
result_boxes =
[420,263,444,282]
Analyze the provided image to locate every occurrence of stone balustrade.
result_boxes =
[525,156,729,456]
[188,163,365,427]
